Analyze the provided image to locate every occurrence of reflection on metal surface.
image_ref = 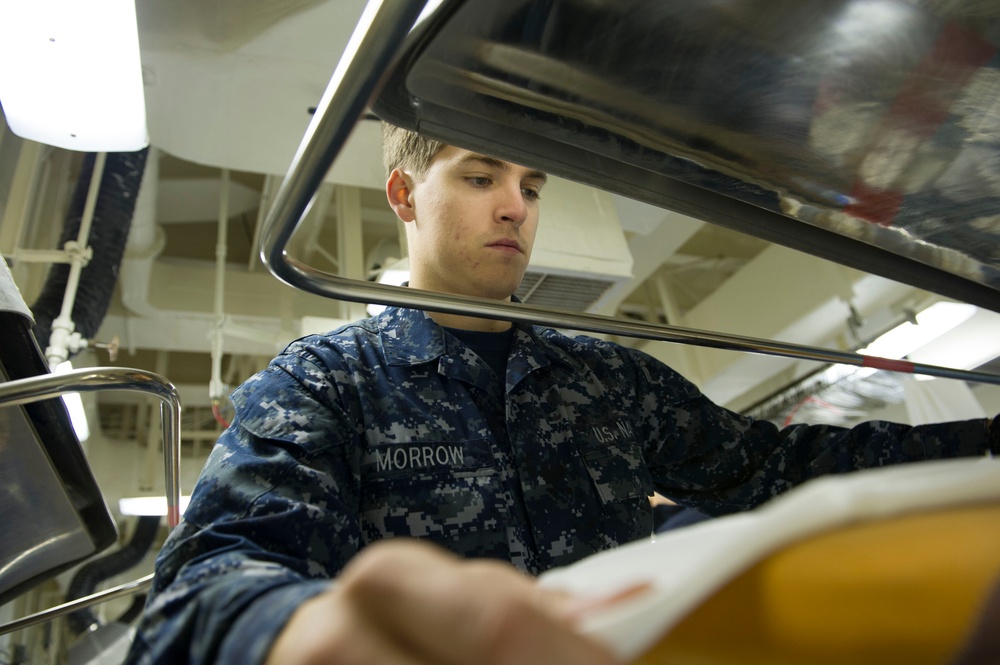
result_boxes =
[260,0,1000,385]
[372,0,1000,310]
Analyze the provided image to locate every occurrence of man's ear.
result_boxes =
[386,169,415,222]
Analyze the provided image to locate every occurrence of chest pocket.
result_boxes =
[579,438,654,544]
[359,438,509,557]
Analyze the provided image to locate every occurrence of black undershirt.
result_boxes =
[446,326,515,378]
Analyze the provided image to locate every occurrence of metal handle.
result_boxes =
[258,0,1000,387]
[261,0,428,284]
[0,366,183,527]
[0,573,154,636]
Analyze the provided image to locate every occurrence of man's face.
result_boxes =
[399,146,547,300]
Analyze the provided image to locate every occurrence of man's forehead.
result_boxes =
[440,147,547,182]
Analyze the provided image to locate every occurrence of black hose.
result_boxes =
[66,515,161,635]
[114,593,148,627]
[31,149,148,354]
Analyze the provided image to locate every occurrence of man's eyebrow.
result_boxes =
[461,153,548,184]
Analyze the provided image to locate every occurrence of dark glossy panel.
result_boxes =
[0,313,117,605]
[374,0,1000,310]
[0,369,96,604]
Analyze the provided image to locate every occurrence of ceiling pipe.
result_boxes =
[210,170,232,428]
[210,169,230,403]
[43,151,105,368]
[120,148,165,319]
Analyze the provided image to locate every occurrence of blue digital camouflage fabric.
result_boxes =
[125,305,995,665]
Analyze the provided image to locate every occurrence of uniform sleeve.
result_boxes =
[125,356,363,665]
[630,351,996,516]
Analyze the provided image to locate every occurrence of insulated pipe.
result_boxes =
[66,515,161,636]
[0,367,183,527]
[259,0,1000,388]
[119,148,166,319]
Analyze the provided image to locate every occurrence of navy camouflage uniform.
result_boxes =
[126,305,997,665]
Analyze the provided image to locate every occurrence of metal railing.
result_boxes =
[0,367,182,526]
[0,366,180,636]
[0,575,154,637]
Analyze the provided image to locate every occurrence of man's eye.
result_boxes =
[522,187,541,201]
[467,176,491,187]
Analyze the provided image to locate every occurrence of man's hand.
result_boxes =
[265,540,622,665]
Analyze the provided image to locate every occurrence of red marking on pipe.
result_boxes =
[168,504,180,529]
[862,355,915,374]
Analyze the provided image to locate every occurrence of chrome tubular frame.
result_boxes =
[0,366,183,527]
[0,574,154,637]
[260,0,1000,387]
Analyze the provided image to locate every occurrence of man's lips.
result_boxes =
[487,238,522,253]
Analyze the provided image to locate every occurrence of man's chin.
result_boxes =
[472,279,521,302]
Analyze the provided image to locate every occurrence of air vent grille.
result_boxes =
[516,272,614,312]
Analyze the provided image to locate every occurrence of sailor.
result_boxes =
[125,124,1000,665]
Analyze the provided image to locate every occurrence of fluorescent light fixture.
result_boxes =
[119,495,191,517]
[54,360,89,442]
[858,302,977,360]
[0,0,148,151]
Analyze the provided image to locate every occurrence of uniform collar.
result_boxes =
[378,306,448,367]
[377,304,586,382]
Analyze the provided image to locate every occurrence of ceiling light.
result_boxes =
[856,302,981,379]
[0,0,148,151]
[119,495,191,517]
[858,302,977,360]
[54,360,90,442]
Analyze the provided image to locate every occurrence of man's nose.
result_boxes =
[496,181,528,226]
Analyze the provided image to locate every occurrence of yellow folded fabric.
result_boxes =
[637,504,1000,665]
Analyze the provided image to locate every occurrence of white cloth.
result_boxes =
[903,377,987,425]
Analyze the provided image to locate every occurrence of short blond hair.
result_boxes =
[381,122,446,177]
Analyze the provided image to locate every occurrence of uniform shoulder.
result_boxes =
[279,317,382,367]
[530,326,643,373]
[534,325,630,357]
